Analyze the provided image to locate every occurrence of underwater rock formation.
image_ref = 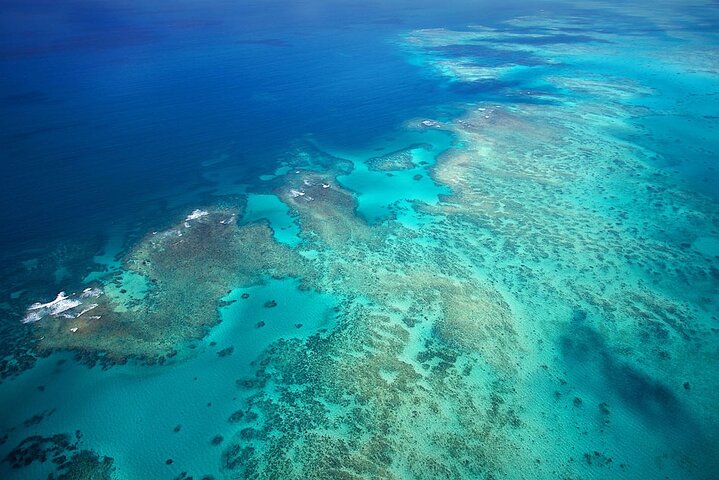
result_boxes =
[209,144,530,478]
[277,170,379,248]
[28,207,309,361]
[3,432,115,480]
[365,144,430,171]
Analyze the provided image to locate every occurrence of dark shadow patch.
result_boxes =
[604,361,681,423]
[559,322,603,360]
[22,408,56,427]
[217,346,234,357]
[0,91,53,106]
[571,308,587,323]
[0,30,158,59]
[427,44,547,67]
[2,122,87,144]
[448,79,521,95]
[559,322,681,423]
[236,38,291,47]
[445,79,564,106]
[3,432,114,478]
[558,318,719,476]
[480,34,610,45]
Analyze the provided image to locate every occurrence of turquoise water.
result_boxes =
[0,277,338,479]
[241,195,302,247]
[333,128,454,224]
[1,1,718,479]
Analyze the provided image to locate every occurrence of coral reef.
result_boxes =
[12,7,719,479]
[0,237,105,382]
[276,170,380,248]
[29,207,309,360]
[365,144,429,171]
[214,142,530,478]
[3,432,114,480]
[214,18,719,478]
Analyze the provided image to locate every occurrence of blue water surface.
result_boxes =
[0,0,542,249]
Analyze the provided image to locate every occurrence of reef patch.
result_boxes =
[27,207,309,361]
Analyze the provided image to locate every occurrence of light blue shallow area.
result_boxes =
[0,278,338,479]
[337,157,450,225]
[241,194,302,247]
[334,128,455,224]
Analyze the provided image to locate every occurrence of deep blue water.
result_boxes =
[3,0,716,251]
[0,0,538,250]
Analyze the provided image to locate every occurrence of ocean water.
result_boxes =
[0,1,718,479]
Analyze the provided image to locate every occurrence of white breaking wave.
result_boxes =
[80,287,103,299]
[185,209,209,222]
[75,304,99,318]
[22,288,104,324]
[23,292,81,323]
[22,310,45,324]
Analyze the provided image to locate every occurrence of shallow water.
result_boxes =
[1,1,718,479]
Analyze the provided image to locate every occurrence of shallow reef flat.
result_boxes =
[396,17,718,478]
[30,206,309,361]
[222,169,528,477]
[417,105,719,478]
[214,119,718,478]
[365,144,430,171]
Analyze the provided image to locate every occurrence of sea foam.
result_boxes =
[22,289,103,324]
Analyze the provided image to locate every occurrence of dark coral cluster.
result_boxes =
[0,238,105,382]
[217,276,523,479]
[3,432,114,480]
[365,144,430,171]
